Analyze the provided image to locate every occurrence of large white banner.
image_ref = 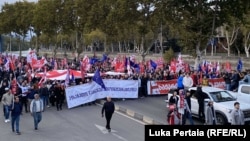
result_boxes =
[65,79,139,108]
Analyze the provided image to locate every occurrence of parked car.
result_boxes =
[230,84,250,104]
[166,86,250,125]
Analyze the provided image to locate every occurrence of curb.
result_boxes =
[97,100,165,125]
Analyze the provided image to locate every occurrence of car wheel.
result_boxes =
[216,113,227,125]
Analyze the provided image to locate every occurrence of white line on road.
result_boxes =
[95,124,128,141]
[112,133,128,141]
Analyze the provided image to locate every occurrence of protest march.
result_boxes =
[0,48,247,109]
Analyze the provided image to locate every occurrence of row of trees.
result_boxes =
[0,0,250,63]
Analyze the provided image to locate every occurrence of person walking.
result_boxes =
[30,94,44,130]
[231,102,245,125]
[10,96,22,135]
[101,96,115,132]
[54,83,64,111]
[205,101,217,125]
[1,88,14,123]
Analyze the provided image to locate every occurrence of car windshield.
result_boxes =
[210,91,236,102]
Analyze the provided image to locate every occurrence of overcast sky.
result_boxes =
[0,0,37,8]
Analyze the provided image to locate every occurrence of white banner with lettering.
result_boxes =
[65,79,138,108]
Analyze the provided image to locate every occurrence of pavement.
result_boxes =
[97,95,168,125]
[0,104,145,141]
[97,95,203,125]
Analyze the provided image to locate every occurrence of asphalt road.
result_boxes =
[113,95,203,125]
[0,104,145,141]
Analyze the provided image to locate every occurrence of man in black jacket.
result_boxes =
[11,96,22,135]
[39,84,49,108]
[101,97,115,132]
[196,85,207,122]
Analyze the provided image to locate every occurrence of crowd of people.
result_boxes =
[0,54,249,135]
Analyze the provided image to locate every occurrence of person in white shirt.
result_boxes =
[182,73,193,91]
[17,81,30,113]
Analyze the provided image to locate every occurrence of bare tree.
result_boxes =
[218,24,240,56]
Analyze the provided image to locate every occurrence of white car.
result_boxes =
[167,86,250,125]
[230,84,250,104]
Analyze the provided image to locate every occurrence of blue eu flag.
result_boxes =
[237,59,243,72]
[150,60,157,70]
[100,54,108,63]
[92,69,106,90]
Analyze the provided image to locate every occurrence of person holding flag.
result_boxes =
[17,81,30,113]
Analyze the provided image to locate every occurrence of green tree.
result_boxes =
[164,0,250,69]
[0,1,35,55]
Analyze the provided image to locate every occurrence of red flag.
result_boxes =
[9,59,15,71]
[80,62,85,81]
[156,57,164,69]
[170,59,177,73]
[225,62,231,72]
[11,78,17,95]
[139,62,145,73]
[31,58,46,68]
[27,69,32,83]
[115,62,124,72]
[38,67,47,87]
[185,63,190,73]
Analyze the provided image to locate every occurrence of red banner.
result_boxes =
[148,78,225,95]
[208,78,225,89]
[148,80,177,95]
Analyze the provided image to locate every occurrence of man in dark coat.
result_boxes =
[11,96,22,135]
[39,84,49,108]
[54,83,64,111]
[196,84,207,122]
[101,96,115,132]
